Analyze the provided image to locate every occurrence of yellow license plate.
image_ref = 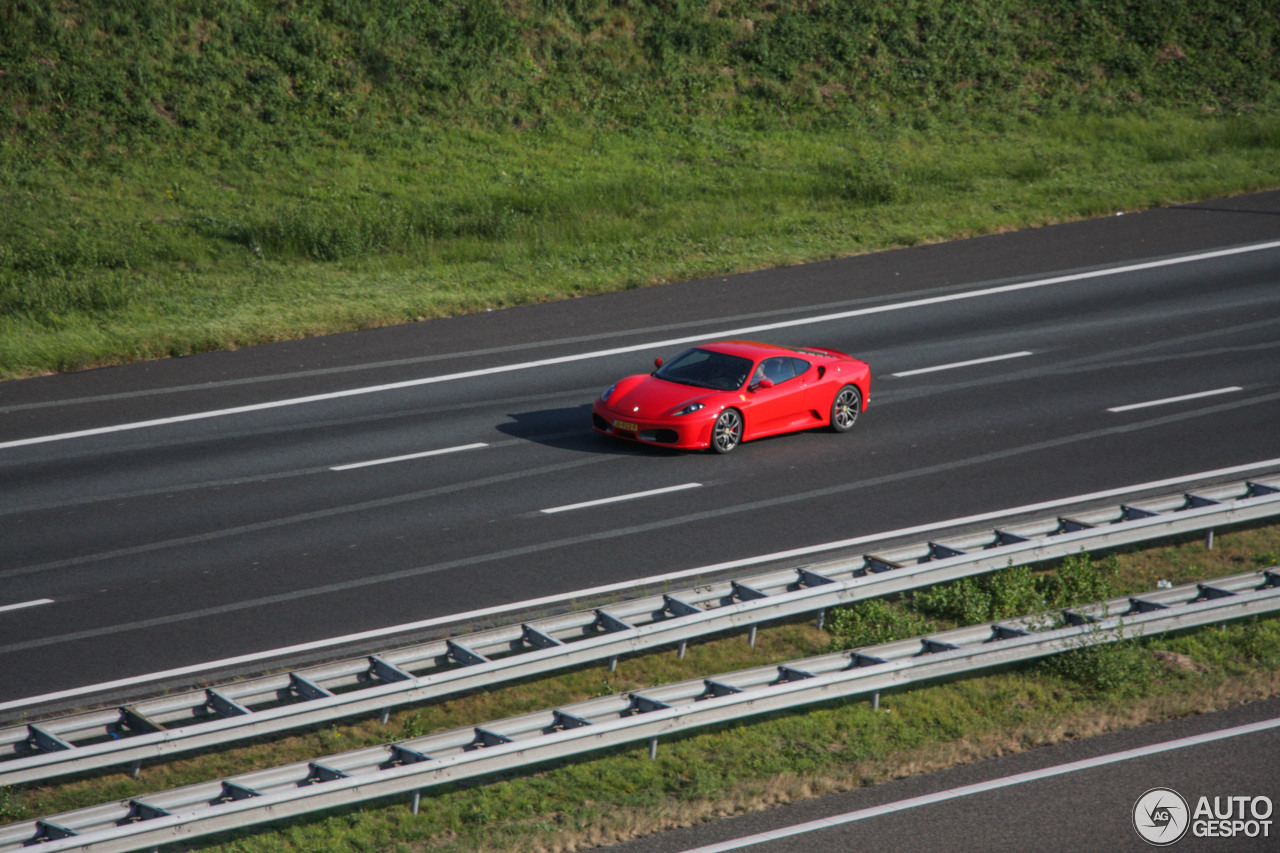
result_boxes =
[613,420,639,431]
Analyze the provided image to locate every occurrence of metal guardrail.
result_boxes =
[3,568,1278,852]
[3,477,1278,786]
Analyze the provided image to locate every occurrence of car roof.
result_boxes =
[698,340,820,360]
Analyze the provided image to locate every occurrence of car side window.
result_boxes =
[754,356,809,386]
[787,356,811,378]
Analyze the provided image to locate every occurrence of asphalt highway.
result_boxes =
[1,191,1278,710]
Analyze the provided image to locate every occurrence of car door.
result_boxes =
[744,356,810,436]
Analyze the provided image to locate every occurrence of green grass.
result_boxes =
[2,111,1278,379]
[2,0,1279,378]
[3,524,1279,851]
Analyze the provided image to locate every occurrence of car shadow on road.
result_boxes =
[496,404,682,456]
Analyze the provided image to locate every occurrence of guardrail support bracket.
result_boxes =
[34,820,78,841]
[369,656,413,684]
[205,688,249,718]
[288,672,333,702]
[26,724,71,754]
[304,762,349,785]
[519,623,564,650]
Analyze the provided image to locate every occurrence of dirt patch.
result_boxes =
[1152,650,1211,675]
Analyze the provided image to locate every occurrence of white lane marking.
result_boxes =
[2,456,1277,714]
[1108,386,1243,413]
[541,483,702,514]
[673,717,1280,853]
[5,241,1278,451]
[330,442,488,471]
[0,599,53,615]
[891,351,1033,377]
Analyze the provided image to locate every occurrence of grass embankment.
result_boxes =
[2,1,1279,378]
[3,524,1279,851]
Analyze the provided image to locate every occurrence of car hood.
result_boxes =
[608,376,720,419]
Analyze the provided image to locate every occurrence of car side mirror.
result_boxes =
[750,377,774,391]
[654,358,663,369]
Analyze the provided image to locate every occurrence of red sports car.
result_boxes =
[592,340,870,453]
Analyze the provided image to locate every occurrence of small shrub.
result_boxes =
[987,565,1045,619]
[1042,552,1117,609]
[398,713,430,740]
[1041,631,1160,697]
[825,599,936,651]
[912,576,991,625]
[913,554,1117,626]
[913,565,1045,625]
[1220,618,1280,670]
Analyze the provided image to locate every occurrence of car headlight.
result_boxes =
[672,402,705,416]
[601,384,617,403]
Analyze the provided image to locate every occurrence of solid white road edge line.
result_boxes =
[673,717,1280,853]
[2,456,1277,714]
[5,240,1278,451]
[329,442,488,471]
[541,483,702,514]
[891,351,1034,377]
[1108,386,1244,413]
[0,599,53,615]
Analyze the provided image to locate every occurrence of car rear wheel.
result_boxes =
[830,385,861,432]
[710,408,742,453]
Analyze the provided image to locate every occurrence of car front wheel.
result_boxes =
[830,385,861,432]
[710,408,743,453]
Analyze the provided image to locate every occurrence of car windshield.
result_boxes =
[654,348,753,391]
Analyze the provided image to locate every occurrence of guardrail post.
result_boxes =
[411,791,420,816]
[871,691,880,712]
[609,656,618,673]
[129,760,142,779]
[816,609,826,631]
[748,625,758,648]
[678,640,687,659]
[1206,528,1215,550]
[381,708,391,725]
[649,737,658,760]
